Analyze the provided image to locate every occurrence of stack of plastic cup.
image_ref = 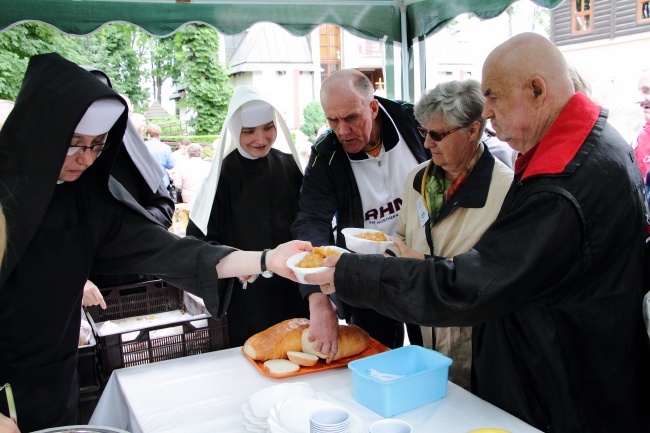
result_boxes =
[309,408,351,433]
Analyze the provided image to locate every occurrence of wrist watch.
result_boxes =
[260,249,274,278]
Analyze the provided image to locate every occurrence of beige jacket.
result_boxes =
[395,144,513,390]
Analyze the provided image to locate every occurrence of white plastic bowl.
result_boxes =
[341,228,394,254]
[286,246,348,284]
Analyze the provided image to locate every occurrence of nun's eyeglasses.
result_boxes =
[66,142,111,157]
[417,126,462,142]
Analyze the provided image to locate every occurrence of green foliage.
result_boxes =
[0,23,82,99]
[0,22,149,107]
[170,24,232,136]
[300,101,327,143]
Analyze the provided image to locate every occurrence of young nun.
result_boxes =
[188,86,308,347]
[0,54,307,432]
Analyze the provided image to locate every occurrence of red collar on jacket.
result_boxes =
[515,92,600,180]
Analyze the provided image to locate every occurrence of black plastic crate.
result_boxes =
[77,334,101,391]
[85,280,228,381]
[78,386,101,425]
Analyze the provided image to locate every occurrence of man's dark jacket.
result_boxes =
[291,96,429,305]
[291,96,431,288]
[331,93,650,432]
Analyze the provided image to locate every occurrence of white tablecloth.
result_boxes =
[90,347,541,433]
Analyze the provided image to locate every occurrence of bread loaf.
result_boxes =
[263,359,300,377]
[301,324,370,360]
[243,318,309,361]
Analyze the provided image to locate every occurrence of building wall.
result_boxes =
[551,0,649,143]
[552,0,650,45]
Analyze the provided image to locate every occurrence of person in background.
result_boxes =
[391,79,513,390]
[172,143,210,205]
[291,69,430,359]
[81,66,174,227]
[307,33,650,432]
[145,124,174,189]
[0,53,310,432]
[80,66,175,305]
[173,137,191,165]
[634,69,650,194]
[169,137,191,195]
[568,63,592,98]
[187,86,308,347]
[131,112,146,138]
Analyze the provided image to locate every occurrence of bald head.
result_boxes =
[321,69,374,104]
[481,33,575,154]
[319,69,381,154]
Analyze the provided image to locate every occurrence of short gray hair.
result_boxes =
[414,79,486,135]
[187,143,202,158]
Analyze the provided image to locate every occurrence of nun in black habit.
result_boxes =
[0,54,308,431]
[187,86,309,347]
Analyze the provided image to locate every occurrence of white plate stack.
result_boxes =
[242,382,317,433]
[267,398,366,433]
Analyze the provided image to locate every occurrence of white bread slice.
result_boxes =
[263,359,300,377]
[286,351,319,367]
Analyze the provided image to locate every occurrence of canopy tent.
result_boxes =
[0,0,564,97]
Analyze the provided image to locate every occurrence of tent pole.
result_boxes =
[399,1,410,101]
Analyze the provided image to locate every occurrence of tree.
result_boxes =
[0,22,149,108]
[80,24,149,110]
[170,24,232,135]
[0,23,85,100]
[0,22,233,136]
[300,101,326,143]
[148,35,177,105]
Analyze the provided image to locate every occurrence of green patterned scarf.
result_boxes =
[424,162,450,222]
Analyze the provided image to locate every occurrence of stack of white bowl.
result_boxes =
[309,408,350,433]
[267,398,365,433]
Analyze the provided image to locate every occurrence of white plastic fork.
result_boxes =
[367,369,404,381]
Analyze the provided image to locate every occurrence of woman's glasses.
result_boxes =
[417,126,462,142]
[66,142,111,156]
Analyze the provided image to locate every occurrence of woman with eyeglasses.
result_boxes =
[0,53,309,432]
[389,79,513,390]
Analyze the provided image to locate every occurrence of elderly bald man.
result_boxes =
[307,33,650,432]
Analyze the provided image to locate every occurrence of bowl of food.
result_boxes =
[341,228,394,254]
[287,246,348,284]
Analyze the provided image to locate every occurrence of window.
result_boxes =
[571,0,593,34]
[319,25,341,83]
[639,0,650,23]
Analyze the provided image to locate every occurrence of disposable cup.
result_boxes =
[369,419,412,433]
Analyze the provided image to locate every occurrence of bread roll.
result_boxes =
[263,359,300,377]
[301,324,370,360]
[287,351,319,366]
[243,318,310,361]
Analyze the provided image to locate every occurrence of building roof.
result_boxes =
[226,23,316,74]
[144,100,172,120]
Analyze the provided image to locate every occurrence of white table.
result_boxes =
[90,347,541,433]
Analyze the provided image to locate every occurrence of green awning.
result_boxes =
[0,0,564,42]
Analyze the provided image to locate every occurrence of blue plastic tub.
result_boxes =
[347,345,452,417]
